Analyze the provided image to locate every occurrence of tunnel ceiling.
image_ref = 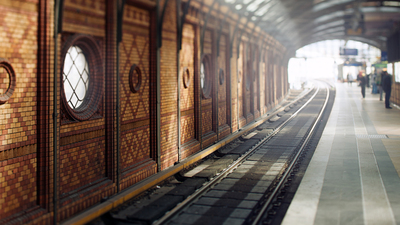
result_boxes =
[219,0,400,56]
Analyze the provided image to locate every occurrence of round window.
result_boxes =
[246,68,252,91]
[129,64,142,93]
[200,62,205,89]
[61,34,103,121]
[200,55,212,98]
[219,69,225,85]
[63,46,89,109]
[182,67,190,89]
[0,59,16,105]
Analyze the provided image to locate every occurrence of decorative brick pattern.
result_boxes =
[180,23,198,150]
[201,104,213,134]
[0,1,39,223]
[0,154,37,220]
[59,137,106,196]
[180,139,200,159]
[160,0,179,170]
[0,3,37,152]
[201,29,215,137]
[120,161,156,190]
[181,114,195,144]
[218,34,228,129]
[63,0,106,37]
[120,5,150,123]
[121,126,151,171]
[57,1,109,219]
[0,0,293,224]
[253,46,260,119]
[119,4,154,179]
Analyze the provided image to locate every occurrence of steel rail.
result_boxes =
[251,81,330,225]
[153,85,322,225]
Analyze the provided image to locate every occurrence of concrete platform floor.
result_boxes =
[282,82,400,225]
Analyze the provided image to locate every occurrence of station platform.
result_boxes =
[282,82,400,225]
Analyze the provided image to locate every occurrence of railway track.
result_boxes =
[89,81,334,225]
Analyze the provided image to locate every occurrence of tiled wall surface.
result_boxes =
[0,0,289,224]
[0,0,39,223]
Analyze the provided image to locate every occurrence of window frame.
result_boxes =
[0,58,16,105]
[60,34,104,121]
[200,54,213,99]
[129,64,142,93]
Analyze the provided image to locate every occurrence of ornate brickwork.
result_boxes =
[121,126,151,170]
[180,23,197,148]
[0,3,37,151]
[0,1,38,222]
[218,34,228,128]
[119,5,154,180]
[63,0,106,37]
[201,29,215,138]
[237,42,244,121]
[0,154,37,220]
[59,137,106,195]
[160,0,179,169]
[0,0,293,223]
[121,5,150,123]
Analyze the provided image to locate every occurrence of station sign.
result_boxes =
[340,48,358,56]
[381,51,387,62]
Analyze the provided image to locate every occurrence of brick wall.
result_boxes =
[0,0,39,223]
[230,37,238,132]
[0,0,291,224]
[237,42,247,128]
[119,3,157,189]
[180,23,201,158]
[217,33,231,139]
[160,0,179,169]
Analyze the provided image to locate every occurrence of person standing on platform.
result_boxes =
[376,70,383,101]
[371,72,378,94]
[360,73,366,98]
[382,70,392,109]
[347,73,352,86]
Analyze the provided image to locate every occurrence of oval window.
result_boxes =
[183,67,190,89]
[219,69,225,85]
[61,34,103,121]
[200,55,212,98]
[0,59,16,105]
[129,64,142,93]
[246,68,252,91]
[200,62,205,89]
[63,46,89,109]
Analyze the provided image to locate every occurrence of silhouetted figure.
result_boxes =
[382,71,392,109]
[371,72,378,94]
[376,71,383,100]
[360,75,366,98]
[347,73,353,86]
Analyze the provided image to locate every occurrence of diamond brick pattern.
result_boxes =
[120,5,150,123]
[59,138,106,195]
[0,0,293,224]
[0,6,37,152]
[121,127,151,171]
[120,5,152,173]
[0,154,37,220]
[180,24,196,146]
[0,3,38,223]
